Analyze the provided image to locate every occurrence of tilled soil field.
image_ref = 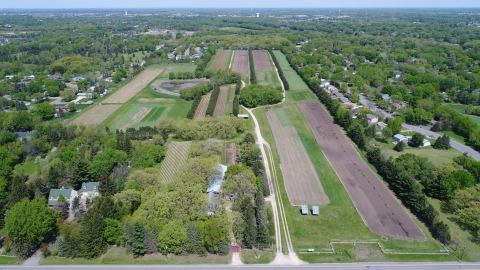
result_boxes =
[103,68,163,104]
[267,109,330,206]
[253,50,272,71]
[213,86,230,117]
[298,101,424,240]
[71,104,121,126]
[194,92,211,120]
[232,50,249,77]
[207,49,232,71]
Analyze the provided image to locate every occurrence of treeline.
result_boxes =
[195,45,218,78]
[287,51,452,244]
[268,50,289,90]
[232,80,242,116]
[206,85,220,116]
[239,85,283,108]
[187,93,202,119]
[180,71,240,100]
[248,48,257,84]
[168,72,196,80]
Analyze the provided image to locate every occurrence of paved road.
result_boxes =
[359,94,480,161]
[2,263,480,270]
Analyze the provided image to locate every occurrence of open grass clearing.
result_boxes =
[241,249,275,264]
[207,49,233,72]
[0,256,22,265]
[158,141,192,183]
[444,103,480,125]
[372,139,461,168]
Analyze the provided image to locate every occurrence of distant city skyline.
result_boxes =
[1,0,480,9]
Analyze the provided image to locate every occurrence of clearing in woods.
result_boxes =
[266,108,329,206]
[159,141,192,182]
[231,50,249,78]
[253,50,280,87]
[298,101,424,240]
[207,49,233,72]
[194,92,211,120]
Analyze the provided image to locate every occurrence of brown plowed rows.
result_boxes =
[159,141,192,182]
[71,104,121,126]
[253,50,272,71]
[267,109,330,206]
[298,101,424,240]
[194,92,211,120]
[213,86,230,117]
[207,49,231,71]
[232,50,249,77]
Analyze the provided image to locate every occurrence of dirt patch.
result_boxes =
[152,79,208,96]
[253,50,272,72]
[226,143,238,165]
[213,86,230,117]
[267,109,329,206]
[207,49,231,71]
[298,101,424,240]
[103,68,163,104]
[194,92,211,120]
[71,104,121,126]
[232,50,249,77]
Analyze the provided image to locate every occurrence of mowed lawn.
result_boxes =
[101,63,195,130]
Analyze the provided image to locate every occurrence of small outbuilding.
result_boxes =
[393,134,408,143]
[300,205,308,215]
[311,205,319,216]
[237,114,249,119]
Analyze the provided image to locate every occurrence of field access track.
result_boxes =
[231,50,249,77]
[159,141,192,182]
[71,68,162,126]
[267,108,329,206]
[298,101,424,240]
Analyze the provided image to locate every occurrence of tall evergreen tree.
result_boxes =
[132,222,145,257]
[254,189,269,249]
[239,197,256,248]
[77,209,107,258]
[71,159,91,190]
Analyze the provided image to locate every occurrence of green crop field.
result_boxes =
[100,63,195,130]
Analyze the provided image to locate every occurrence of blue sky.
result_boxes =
[1,0,480,8]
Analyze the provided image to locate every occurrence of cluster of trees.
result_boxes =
[168,72,196,80]
[465,105,480,117]
[162,116,245,141]
[268,50,289,90]
[195,45,218,78]
[206,85,221,116]
[239,85,283,108]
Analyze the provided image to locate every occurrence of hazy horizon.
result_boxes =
[1,0,480,9]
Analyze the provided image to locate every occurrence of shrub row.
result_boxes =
[187,93,203,119]
[287,51,452,244]
[268,50,289,90]
[248,48,257,84]
[206,85,220,116]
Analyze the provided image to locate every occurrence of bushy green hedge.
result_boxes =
[206,85,220,116]
[239,85,282,108]
[187,93,203,119]
[268,50,289,90]
[248,48,257,84]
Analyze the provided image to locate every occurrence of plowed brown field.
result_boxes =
[232,50,249,77]
[299,101,424,240]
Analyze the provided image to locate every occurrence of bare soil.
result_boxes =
[298,101,424,240]
[103,68,163,104]
[232,50,249,77]
[194,92,211,120]
[207,49,231,71]
[226,143,238,165]
[71,104,121,126]
[213,86,230,117]
[267,109,330,206]
[253,50,272,71]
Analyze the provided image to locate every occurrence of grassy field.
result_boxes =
[41,247,231,265]
[100,63,195,130]
[207,49,233,72]
[372,139,461,167]
[0,256,22,265]
[444,103,480,125]
[252,51,452,262]
[241,249,275,264]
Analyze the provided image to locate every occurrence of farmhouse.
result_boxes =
[48,188,78,207]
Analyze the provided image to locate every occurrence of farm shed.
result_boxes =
[300,205,308,215]
[312,205,319,216]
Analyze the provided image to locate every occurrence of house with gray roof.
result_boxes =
[81,182,100,199]
[48,188,78,207]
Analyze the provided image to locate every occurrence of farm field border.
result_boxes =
[252,51,451,262]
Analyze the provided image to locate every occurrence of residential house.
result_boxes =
[393,134,408,143]
[48,188,78,207]
[81,182,100,200]
[367,114,379,125]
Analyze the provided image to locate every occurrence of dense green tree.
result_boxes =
[410,133,426,147]
[433,135,451,150]
[158,221,187,255]
[77,209,107,258]
[104,218,124,246]
[3,198,57,258]
[131,222,145,257]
